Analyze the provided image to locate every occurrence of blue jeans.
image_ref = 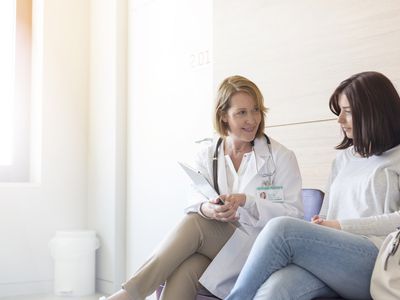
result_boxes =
[225,217,379,300]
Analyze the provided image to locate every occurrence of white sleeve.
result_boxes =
[183,143,213,214]
[339,211,400,236]
[184,186,208,214]
[338,166,400,235]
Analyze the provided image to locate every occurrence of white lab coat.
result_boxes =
[184,136,303,299]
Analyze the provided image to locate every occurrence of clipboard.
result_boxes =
[178,161,248,234]
[178,161,219,201]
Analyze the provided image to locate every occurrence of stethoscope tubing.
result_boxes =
[212,134,276,194]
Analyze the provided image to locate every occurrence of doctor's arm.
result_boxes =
[183,144,241,221]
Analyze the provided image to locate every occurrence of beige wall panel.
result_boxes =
[267,120,342,190]
[214,0,400,126]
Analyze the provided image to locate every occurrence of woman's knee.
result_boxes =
[179,213,203,230]
[264,216,303,234]
[257,216,308,245]
[181,212,228,234]
[182,212,213,226]
[183,212,201,222]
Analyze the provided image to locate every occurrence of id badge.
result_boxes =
[257,186,284,203]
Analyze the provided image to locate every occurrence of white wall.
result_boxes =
[0,0,89,297]
[214,0,400,189]
[127,0,213,298]
[88,0,128,295]
[0,0,129,297]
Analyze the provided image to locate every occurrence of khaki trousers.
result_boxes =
[122,213,236,300]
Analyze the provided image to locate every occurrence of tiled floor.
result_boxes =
[1,294,106,300]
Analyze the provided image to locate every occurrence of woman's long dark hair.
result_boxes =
[329,71,400,157]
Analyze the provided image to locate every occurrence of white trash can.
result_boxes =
[49,230,100,296]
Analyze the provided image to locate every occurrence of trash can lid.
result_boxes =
[55,230,97,239]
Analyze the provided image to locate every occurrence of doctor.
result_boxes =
[104,75,303,300]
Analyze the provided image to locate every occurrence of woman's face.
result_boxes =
[337,93,353,139]
[222,92,261,142]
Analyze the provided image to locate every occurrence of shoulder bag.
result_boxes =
[370,228,400,300]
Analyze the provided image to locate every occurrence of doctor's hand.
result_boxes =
[219,193,246,208]
[311,215,341,230]
[200,199,239,222]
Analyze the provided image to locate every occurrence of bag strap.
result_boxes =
[384,227,400,270]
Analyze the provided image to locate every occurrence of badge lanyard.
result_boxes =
[256,142,276,187]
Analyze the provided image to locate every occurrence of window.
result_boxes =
[0,0,32,182]
[0,1,16,166]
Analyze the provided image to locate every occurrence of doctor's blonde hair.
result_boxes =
[213,75,268,137]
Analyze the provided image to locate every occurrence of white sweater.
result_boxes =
[320,144,400,248]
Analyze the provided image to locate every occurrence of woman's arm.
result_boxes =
[311,211,400,236]
[339,211,400,236]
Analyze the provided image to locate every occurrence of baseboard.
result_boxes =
[0,279,111,298]
[0,280,52,298]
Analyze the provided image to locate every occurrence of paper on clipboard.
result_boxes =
[178,162,219,200]
[178,161,248,234]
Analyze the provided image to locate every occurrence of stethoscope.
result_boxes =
[212,134,276,193]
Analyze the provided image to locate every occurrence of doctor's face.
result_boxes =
[222,92,261,143]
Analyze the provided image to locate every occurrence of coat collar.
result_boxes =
[216,137,272,193]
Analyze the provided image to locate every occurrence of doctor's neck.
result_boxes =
[225,137,252,155]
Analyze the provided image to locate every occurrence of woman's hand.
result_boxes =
[200,195,244,222]
[219,193,246,208]
[311,215,341,230]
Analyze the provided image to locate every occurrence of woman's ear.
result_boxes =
[221,111,228,123]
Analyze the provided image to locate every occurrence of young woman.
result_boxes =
[104,75,303,300]
[225,71,400,300]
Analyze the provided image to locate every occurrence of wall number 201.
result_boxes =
[190,50,211,68]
